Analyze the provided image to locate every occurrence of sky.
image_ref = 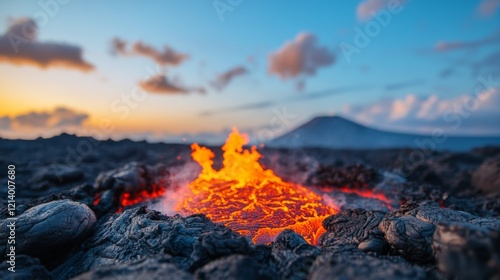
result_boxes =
[0,0,499,144]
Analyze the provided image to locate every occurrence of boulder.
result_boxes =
[0,200,96,262]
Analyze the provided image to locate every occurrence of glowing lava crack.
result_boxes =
[176,129,335,244]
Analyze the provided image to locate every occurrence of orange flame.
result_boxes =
[175,128,335,244]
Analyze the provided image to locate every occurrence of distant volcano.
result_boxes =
[269,116,500,151]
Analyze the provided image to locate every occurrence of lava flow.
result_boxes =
[176,129,335,244]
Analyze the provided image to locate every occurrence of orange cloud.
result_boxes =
[139,74,205,95]
[111,37,188,66]
[0,17,93,72]
[268,33,334,80]
[211,66,248,91]
[0,107,89,130]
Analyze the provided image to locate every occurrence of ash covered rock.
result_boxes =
[74,255,192,280]
[433,222,500,280]
[320,209,387,254]
[0,200,96,263]
[309,252,430,280]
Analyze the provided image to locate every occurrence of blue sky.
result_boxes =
[0,0,499,143]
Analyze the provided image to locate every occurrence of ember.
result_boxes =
[176,128,334,244]
[120,183,166,207]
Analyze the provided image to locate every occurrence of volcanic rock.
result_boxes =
[309,252,429,280]
[472,156,500,193]
[271,230,321,280]
[93,162,169,214]
[398,202,500,230]
[189,228,251,270]
[0,255,52,280]
[306,164,382,189]
[52,207,227,279]
[432,222,500,280]
[272,229,308,251]
[320,209,387,254]
[33,164,84,184]
[379,216,435,263]
[0,200,96,262]
[74,255,193,280]
[195,255,261,280]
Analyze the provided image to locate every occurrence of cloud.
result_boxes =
[0,107,89,130]
[211,66,248,91]
[111,37,188,66]
[477,0,500,18]
[268,33,335,80]
[111,37,127,55]
[139,74,205,95]
[0,17,93,71]
[342,89,500,134]
[356,0,407,21]
[430,31,500,78]
[434,30,500,52]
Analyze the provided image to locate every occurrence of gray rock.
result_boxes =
[309,252,429,280]
[433,222,500,280]
[190,228,251,270]
[195,255,260,280]
[0,200,96,261]
[472,157,500,194]
[320,209,387,253]
[52,207,225,279]
[272,229,308,251]
[379,216,435,263]
[271,230,321,280]
[74,255,193,280]
[401,202,500,230]
[94,162,148,193]
[33,164,84,184]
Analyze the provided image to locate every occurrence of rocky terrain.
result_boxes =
[0,134,499,279]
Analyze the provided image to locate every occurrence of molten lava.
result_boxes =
[120,183,166,207]
[176,129,335,244]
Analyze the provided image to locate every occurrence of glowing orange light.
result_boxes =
[175,128,335,244]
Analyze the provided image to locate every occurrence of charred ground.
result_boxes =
[0,134,499,279]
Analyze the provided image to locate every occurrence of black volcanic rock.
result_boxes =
[379,216,435,263]
[271,230,321,280]
[306,164,382,189]
[309,252,429,280]
[320,209,387,254]
[0,200,96,263]
[32,164,84,185]
[433,222,500,280]
[74,255,193,280]
[0,255,52,280]
[52,207,231,279]
[195,255,261,280]
[189,228,251,270]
